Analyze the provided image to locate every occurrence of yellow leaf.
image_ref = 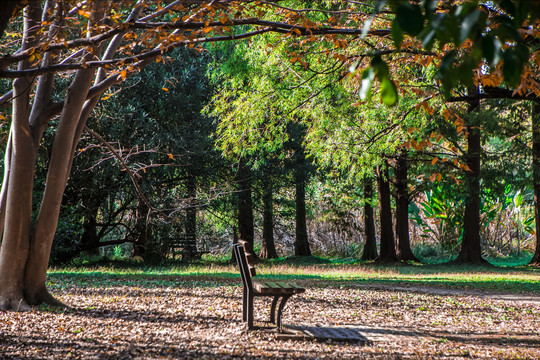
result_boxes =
[120,69,127,79]
[168,153,174,159]
[431,157,438,165]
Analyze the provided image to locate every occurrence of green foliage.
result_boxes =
[410,183,464,254]
[364,0,539,99]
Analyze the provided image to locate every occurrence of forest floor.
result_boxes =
[0,266,539,359]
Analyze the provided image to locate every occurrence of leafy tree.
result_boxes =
[4,0,382,310]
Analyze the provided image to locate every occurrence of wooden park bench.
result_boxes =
[168,236,209,260]
[233,240,305,332]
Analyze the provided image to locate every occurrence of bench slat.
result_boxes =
[248,265,257,277]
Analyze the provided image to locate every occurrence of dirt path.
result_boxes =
[353,283,540,305]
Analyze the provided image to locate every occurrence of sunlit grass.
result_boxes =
[47,258,540,294]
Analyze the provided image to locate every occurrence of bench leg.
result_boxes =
[270,296,280,324]
[276,295,292,332]
[242,286,248,322]
[247,291,255,330]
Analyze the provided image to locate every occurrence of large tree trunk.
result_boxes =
[530,102,540,266]
[237,162,255,256]
[376,162,398,262]
[0,3,46,311]
[361,178,378,261]
[259,175,278,259]
[294,146,311,256]
[394,150,419,262]
[458,88,484,264]
[0,1,119,310]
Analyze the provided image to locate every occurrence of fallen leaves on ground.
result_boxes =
[0,275,539,359]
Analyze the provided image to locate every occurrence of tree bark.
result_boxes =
[237,162,255,256]
[131,201,149,258]
[458,87,484,264]
[0,1,111,310]
[376,162,398,262]
[0,3,43,311]
[294,146,311,256]
[361,178,378,261]
[184,173,198,260]
[260,175,278,259]
[530,102,540,266]
[394,150,419,262]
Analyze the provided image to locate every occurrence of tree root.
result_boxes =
[0,297,32,312]
[25,287,71,310]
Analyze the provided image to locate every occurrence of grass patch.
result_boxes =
[48,258,540,295]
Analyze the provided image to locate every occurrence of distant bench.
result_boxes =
[233,240,305,332]
[168,237,209,260]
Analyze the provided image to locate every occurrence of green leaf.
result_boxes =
[392,18,404,48]
[513,191,523,207]
[363,0,389,38]
[502,48,521,86]
[374,0,389,13]
[361,16,375,39]
[422,28,436,50]
[380,78,398,106]
[459,9,481,44]
[359,68,375,100]
[371,55,389,78]
[396,3,424,36]
[422,0,438,14]
[481,35,502,65]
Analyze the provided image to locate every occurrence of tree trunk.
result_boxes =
[237,162,255,256]
[0,3,45,311]
[294,146,311,256]
[260,176,278,259]
[0,1,111,310]
[184,173,198,260]
[530,102,540,266]
[394,150,419,262]
[376,162,398,262]
[458,88,484,264]
[80,210,100,256]
[131,201,149,258]
[361,179,378,261]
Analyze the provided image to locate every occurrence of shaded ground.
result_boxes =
[1,275,539,359]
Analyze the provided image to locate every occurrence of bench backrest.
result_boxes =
[233,240,257,291]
